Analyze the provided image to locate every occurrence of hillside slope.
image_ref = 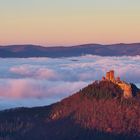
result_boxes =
[0,81,140,140]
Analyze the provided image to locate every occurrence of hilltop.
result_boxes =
[0,43,140,57]
[0,71,140,140]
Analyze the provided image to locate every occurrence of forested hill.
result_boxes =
[0,81,140,139]
[0,43,140,57]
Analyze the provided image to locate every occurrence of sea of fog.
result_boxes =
[0,55,140,110]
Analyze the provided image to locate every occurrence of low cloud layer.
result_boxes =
[0,79,87,99]
[0,55,140,109]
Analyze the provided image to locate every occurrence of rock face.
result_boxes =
[102,70,132,98]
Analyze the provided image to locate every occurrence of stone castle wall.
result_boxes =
[117,82,132,98]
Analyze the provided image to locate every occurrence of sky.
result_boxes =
[0,0,140,46]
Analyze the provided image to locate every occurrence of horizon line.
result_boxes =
[0,42,140,48]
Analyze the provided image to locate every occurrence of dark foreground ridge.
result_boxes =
[0,71,140,140]
[0,43,140,57]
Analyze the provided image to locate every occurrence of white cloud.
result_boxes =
[0,55,140,109]
[0,79,87,99]
[9,65,59,80]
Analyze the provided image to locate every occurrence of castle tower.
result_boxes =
[106,72,110,80]
[110,70,115,81]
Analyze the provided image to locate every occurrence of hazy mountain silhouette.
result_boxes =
[0,80,140,140]
[0,43,140,57]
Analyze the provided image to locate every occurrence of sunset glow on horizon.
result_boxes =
[0,0,140,46]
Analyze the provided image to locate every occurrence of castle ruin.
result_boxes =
[102,70,132,98]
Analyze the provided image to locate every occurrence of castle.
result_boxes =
[102,70,132,98]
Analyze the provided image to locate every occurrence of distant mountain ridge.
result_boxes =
[0,43,140,57]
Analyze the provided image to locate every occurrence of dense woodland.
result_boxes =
[0,81,140,140]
